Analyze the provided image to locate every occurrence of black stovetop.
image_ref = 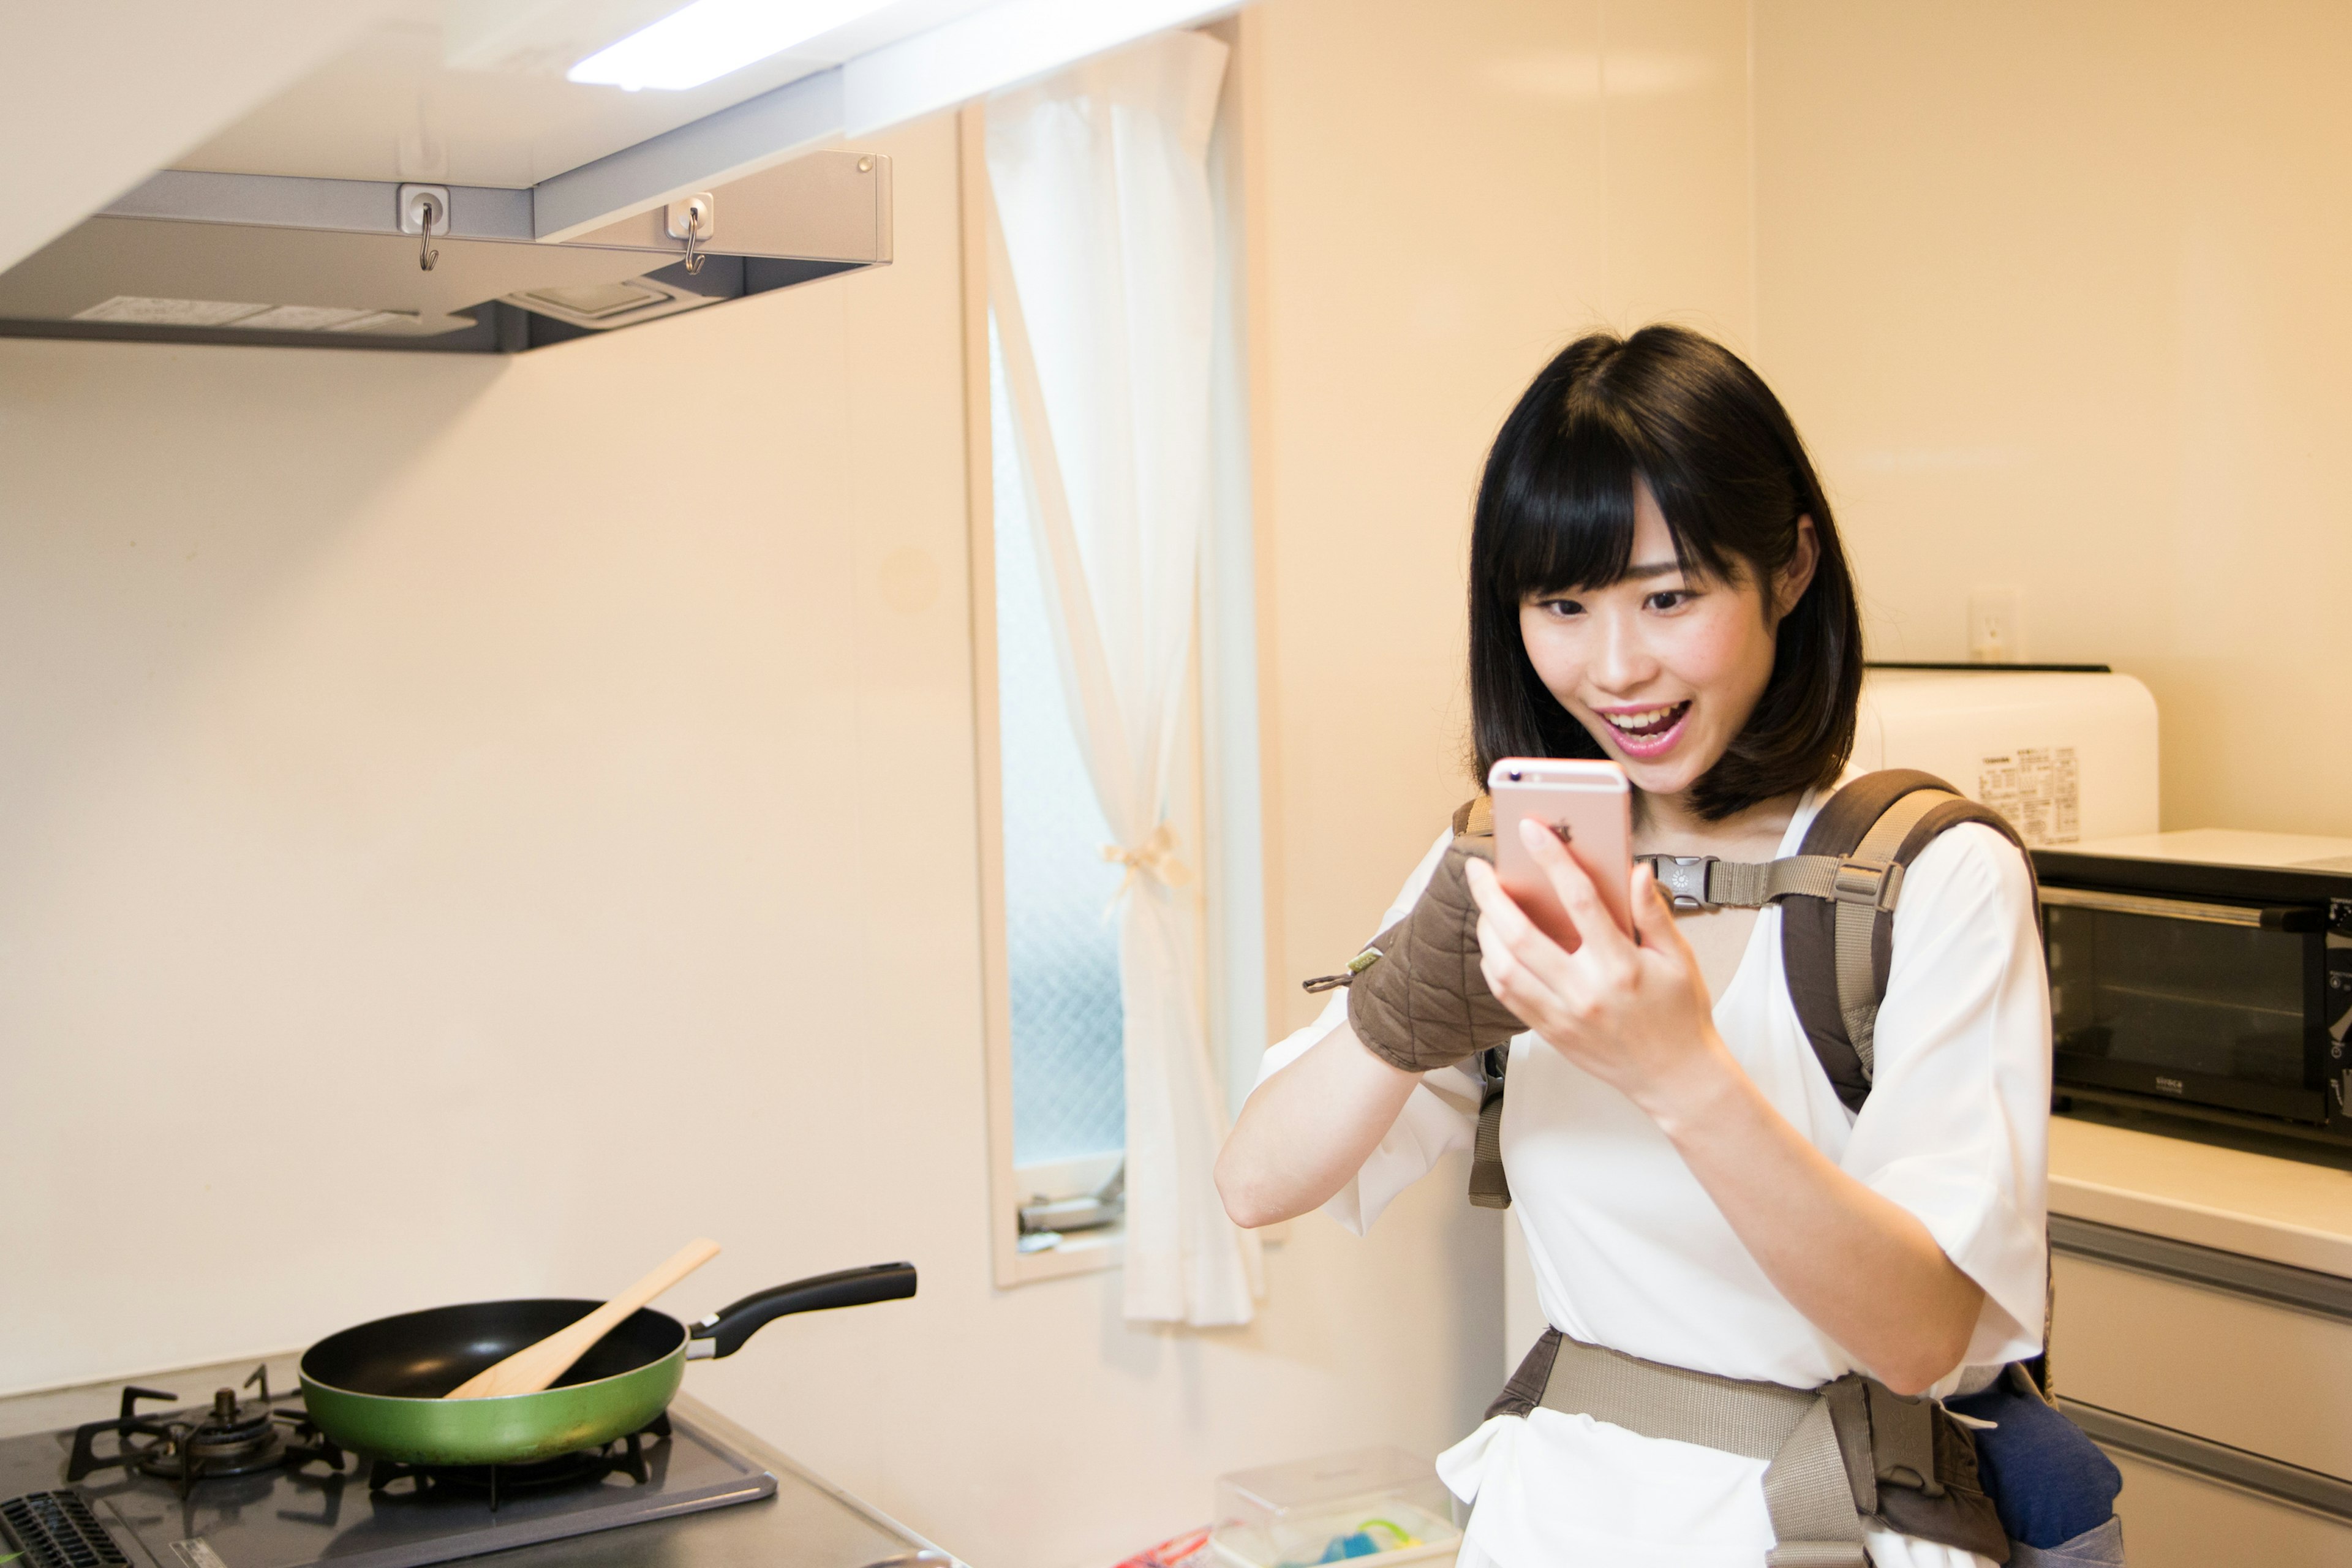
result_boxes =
[0,1377,946,1568]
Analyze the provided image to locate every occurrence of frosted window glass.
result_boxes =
[992,322,1127,1168]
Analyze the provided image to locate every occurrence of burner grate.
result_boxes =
[64,1369,340,1499]
[364,1413,672,1512]
[0,1490,130,1568]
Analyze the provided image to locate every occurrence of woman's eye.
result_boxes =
[1537,597,1585,618]
[1645,589,1694,612]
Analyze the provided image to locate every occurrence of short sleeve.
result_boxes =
[1246,827,1483,1235]
[1838,823,2051,1366]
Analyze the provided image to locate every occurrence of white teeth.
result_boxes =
[1603,704,1683,731]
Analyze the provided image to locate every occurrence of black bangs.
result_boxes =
[1483,391,1644,601]
[1465,325,1865,820]
[1480,368,1745,607]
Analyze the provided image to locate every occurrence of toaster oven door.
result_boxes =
[2043,886,2329,1125]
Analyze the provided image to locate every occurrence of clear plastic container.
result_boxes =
[1209,1447,1461,1568]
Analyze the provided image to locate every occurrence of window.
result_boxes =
[961,26,1264,1297]
[992,317,1131,1204]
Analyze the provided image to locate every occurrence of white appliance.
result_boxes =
[1499,666,2163,1376]
[1853,666,2159,846]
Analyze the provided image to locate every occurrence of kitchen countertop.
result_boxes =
[391,1396,959,1568]
[2050,1115,2352,1280]
[0,1354,959,1568]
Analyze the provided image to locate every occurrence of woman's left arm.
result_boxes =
[1467,822,1983,1396]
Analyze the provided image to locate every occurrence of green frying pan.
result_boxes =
[298,1262,915,1465]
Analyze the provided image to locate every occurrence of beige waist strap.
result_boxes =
[1528,1333,1872,1568]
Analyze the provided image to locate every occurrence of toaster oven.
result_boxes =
[2032,830,2352,1144]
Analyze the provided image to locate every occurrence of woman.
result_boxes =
[1216,326,2052,1567]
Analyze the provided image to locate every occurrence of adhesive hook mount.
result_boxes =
[398,183,450,273]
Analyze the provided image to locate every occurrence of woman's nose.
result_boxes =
[1591,608,1659,693]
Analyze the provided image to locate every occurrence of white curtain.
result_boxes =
[987,29,1261,1326]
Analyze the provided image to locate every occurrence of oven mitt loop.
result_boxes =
[1303,799,1524,1074]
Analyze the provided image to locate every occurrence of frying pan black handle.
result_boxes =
[689,1262,917,1359]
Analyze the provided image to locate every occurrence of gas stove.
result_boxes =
[0,1363,951,1568]
[66,1371,325,1493]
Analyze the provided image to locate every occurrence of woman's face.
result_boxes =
[1517,481,1817,803]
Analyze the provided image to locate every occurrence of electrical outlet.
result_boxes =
[1969,588,2024,664]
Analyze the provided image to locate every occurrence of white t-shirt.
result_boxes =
[1248,786,2051,1568]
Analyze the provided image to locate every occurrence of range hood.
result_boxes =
[0,149,889,353]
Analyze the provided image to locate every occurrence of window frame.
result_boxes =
[960,32,1268,1287]
[955,15,1270,1288]
[963,102,1131,1287]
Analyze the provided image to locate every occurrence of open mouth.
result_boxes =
[1597,701,1692,755]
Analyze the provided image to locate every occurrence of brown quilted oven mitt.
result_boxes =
[1337,797,1526,1073]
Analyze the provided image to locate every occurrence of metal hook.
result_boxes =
[416,192,441,272]
[665,193,715,276]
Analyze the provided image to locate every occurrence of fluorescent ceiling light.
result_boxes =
[568,0,899,91]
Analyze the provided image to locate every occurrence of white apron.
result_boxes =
[1250,786,2052,1568]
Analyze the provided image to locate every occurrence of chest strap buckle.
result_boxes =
[1643,854,1719,910]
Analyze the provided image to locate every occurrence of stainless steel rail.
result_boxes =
[2049,1214,2352,1322]
[2039,885,2277,927]
[2060,1400,2352,1521]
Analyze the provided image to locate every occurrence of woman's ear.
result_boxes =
[1773,516,1821,621]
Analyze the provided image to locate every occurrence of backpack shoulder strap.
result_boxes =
[1449,797,1510,1207]
[1468,1046,1512,1210]
[1781,769,2037,1112]
[1453,794,1493,838]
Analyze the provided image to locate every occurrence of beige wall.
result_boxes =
[1249,0,1755,1026]
[1753,0,2352,835]
[0,111,1494,1568]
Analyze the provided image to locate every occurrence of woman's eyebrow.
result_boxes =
[1528,559,1686,598]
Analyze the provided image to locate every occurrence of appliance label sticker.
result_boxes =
[1978,747,2079,845]
[173,1540,232,1568]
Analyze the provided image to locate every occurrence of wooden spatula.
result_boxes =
[443,1238,721,1401]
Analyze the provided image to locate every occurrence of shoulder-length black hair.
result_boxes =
[1468,325,1863,820]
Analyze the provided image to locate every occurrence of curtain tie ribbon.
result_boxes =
[1102,821,1194,911]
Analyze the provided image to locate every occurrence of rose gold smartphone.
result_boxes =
[1487,758,1634,951]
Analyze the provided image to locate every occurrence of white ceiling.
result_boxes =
[173,0,1000,187]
